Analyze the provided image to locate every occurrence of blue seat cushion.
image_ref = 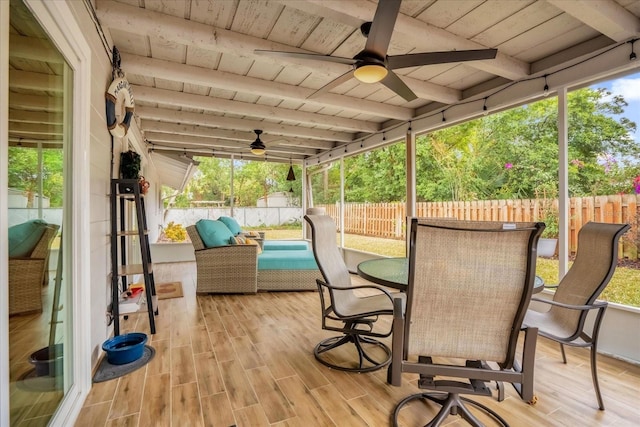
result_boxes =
[195,219,235,247]
[262,240,309,251]
[258,250,318,270]
[218,216,243,236]
[8,219,49,257]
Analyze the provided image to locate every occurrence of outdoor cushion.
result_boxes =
[258,250,318,270]
[195,219,235,248]
[218,216,243,236]
[229,235,262,254]
[8,219,49,257]
[262,240,309,251]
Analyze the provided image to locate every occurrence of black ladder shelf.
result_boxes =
[110,179,158,335]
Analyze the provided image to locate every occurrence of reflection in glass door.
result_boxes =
[7,0,73,424]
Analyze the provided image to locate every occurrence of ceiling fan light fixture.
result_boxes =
[250,129,266,155]
[354,64,388,83]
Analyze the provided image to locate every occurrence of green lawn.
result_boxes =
[262,227,640,308]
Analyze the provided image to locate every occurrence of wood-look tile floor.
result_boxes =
[75,262,640,427]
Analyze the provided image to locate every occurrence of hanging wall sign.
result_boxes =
[105,76,134,138]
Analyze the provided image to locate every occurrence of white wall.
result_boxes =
[67,1,162,370]
[164,207,303,229]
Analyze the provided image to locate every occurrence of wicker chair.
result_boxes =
[304,214,404,373]
[9,224,59,315]
[186,225,259,294]
[523,221,630,410]
[388,219,543,426]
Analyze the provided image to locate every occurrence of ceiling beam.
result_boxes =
[9,93,62,112]
[9,109,62,125]
[9,34,64,63]
[95,0,344,78]
[135,106,347,143]
[9,122,62,136]
[140,120,335,150]
[132,85,378,133]
[144,132,318,156]
[547,0,640,42]
[95,0,462,103]
[9,70,63,92]
[120,53,421,119]
[290,0,530,80]
[150,145,303,163]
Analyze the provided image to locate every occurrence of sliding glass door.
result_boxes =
[6,0,74,424]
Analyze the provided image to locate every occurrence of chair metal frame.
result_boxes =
[388,219,544,426]
[305,214,400,373]
[524,221,630,410]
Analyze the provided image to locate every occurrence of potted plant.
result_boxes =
[537,191,559,257]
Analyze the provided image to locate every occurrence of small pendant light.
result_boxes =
[287,158,295,192]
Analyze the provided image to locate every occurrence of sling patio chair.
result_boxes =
[388,219,544,426]
[305,214,405,373]
[523,221,630,410]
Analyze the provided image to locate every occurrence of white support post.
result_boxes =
[340,158,345,248]
[558,87,569,278]
[406,125,416,256]
[0,1,10,425]
[230,154,235,217]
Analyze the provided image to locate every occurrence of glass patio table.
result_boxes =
[357,257,544,293]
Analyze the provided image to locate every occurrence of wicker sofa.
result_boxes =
[9,222,59,315]
[186,225,321,294]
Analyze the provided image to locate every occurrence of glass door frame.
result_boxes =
[1,1,92,425]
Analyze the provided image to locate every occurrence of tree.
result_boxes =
[415,87,638,201]
[8,147,64,207]
[166,87,640,206]
[166,157,302,207]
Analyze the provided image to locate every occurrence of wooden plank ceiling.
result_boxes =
[9,0,640,171]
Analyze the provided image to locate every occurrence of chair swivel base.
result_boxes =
[392,392,509,427]
[314,334,391,373]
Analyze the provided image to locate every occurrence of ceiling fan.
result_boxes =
[250,129,266,155]
[255,0,497,102]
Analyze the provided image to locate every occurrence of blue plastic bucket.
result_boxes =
[102,333,147,365]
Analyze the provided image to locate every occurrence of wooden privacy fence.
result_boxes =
[318,194,639,259]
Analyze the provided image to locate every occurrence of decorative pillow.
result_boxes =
[229,235,262,254]
[229,236,247,245]
[8,219,49,257]
[218,216,243,236]
[195,219,235,248]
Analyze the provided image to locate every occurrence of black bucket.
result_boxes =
[29,343,63,377]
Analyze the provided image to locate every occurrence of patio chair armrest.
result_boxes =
[530,297,607,311]
[195,243,257,256]
[318,281,396,303]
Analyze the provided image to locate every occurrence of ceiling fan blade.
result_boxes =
[254,49,357,65]
[364,0,402,58]
[380,70,417,102]
[387,48,498,69]
[307,70,355,99]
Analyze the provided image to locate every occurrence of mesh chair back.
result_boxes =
[406,219,543,365]
[305,215,358,313]
[549,222,630,337]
